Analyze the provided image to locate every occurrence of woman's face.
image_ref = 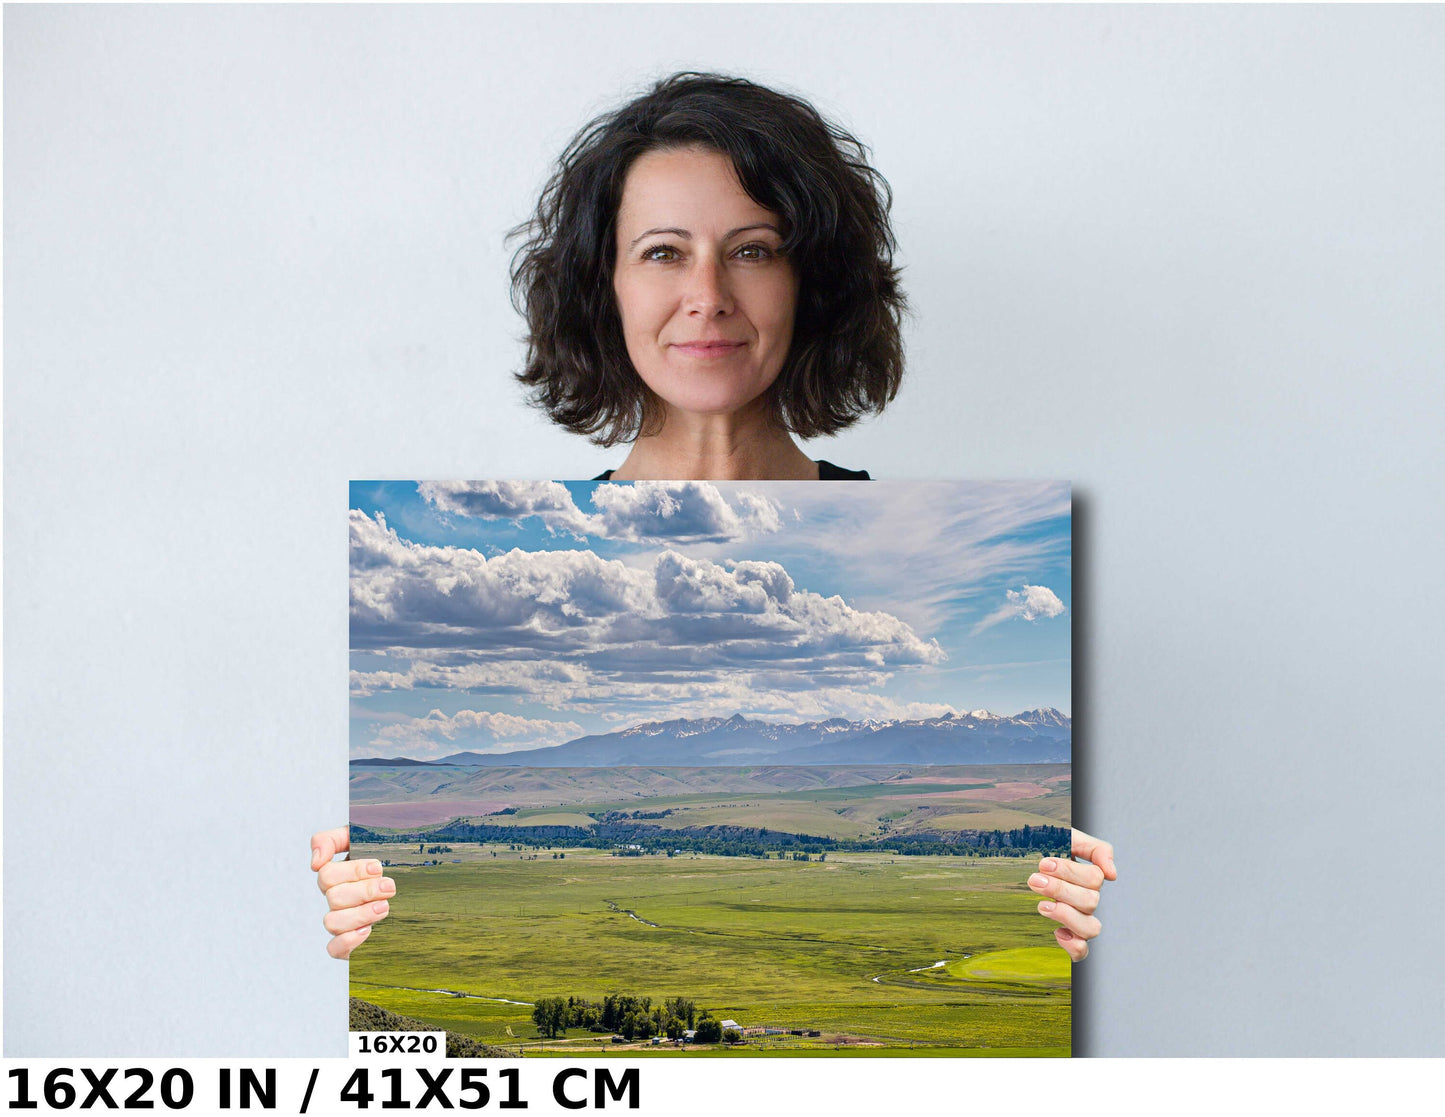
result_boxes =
[612,147,798,422]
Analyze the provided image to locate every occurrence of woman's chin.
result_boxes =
[652,384,775,424]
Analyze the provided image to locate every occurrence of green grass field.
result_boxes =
[349,846,1069,1057]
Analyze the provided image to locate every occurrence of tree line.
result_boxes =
[351,821,1070,858]
[531,994,720,1042]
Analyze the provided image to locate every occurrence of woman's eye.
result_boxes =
[734,243,773,260]
[642,245,679,262]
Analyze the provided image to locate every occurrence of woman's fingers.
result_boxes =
[325,875,397,912]
[311,827,351,873]
[1037,898,1101,940]
[318,857,384,893]
[1036,856,1104,890]
[1054,926,1089,962]
[1041,834,1114,958]
[1028,871,1099,915]
[312,825,389,960]
[1071,828,1117,881]
[323,899,391,936]
[327,924,374,960]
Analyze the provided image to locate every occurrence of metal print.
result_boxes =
[349,480,1072,1055]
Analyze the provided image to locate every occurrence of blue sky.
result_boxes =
[350,480,1070,759]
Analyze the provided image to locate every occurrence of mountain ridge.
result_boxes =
[352,709,1071,768]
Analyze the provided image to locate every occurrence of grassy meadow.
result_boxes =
[349,843,1069,1056]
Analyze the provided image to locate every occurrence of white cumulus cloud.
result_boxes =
[349,511,944,723]
[591,481,782,543]
[972,584,1067,635]
[417,480,594,535]
[414,480,782,544]
[364,708,584,759]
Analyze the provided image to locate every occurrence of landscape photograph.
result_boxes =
[349,479,1072,1056]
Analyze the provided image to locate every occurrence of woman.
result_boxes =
[315,72,1114,962]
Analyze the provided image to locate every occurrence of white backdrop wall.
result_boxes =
[6,5,1443,1055]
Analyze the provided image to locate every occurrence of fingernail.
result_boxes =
[1039,901,1056,913]
[1057,928,1074,939]
[378,878,396,896]
[367,861,383,876]
[1107,857,1117,875]
[311,848,322,867]
[356,925,372,940]
[1041,858,1058,872]
[1028,874,1050,890]
[372,900,390,915]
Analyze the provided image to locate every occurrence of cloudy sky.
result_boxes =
[350,480,1070,759]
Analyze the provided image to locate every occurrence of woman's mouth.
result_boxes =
[670,340,746,358]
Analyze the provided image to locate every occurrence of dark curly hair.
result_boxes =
[509,72,906,447]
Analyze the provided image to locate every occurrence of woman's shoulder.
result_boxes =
[592,463,870,481]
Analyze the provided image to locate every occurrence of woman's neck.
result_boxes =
[610,404,818,481]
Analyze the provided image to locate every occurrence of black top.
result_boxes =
[591,460,870,481]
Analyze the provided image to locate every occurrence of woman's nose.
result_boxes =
[683,257,733,317]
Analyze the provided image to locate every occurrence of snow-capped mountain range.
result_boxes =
[356,709,1072,768]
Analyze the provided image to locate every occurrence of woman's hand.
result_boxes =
[1029,828,1116,961]
[311,826,395,959]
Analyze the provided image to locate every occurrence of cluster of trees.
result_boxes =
[696,1017,728,1044]
[530,994,702,1041]
[594,808,675,821]
[359,819,838,853]
[353,821,1070,859]
[883,825,1072,857]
